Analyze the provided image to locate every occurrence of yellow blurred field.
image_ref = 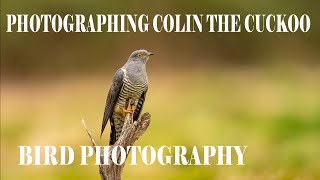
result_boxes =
[1,67,320,180]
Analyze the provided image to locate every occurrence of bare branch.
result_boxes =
[82,119,97,148]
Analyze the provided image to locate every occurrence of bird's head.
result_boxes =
[128,49,154,64]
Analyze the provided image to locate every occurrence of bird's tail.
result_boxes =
[109,114,124,145]
[109,121,116,145]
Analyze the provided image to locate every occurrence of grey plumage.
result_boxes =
[101,49,154,145]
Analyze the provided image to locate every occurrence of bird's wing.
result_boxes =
[133,87,148,122]
[101,68,124,137]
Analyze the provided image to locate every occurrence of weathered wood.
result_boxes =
[82,108,151,180]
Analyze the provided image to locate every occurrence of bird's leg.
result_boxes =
[131,105,136,112]
[130,99,140,122]
[130,105,136,121]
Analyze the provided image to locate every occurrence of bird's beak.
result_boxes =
[147,52,155,56]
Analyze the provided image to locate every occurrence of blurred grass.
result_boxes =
[1,66,320,180]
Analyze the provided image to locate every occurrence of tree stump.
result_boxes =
[82,110,151,180]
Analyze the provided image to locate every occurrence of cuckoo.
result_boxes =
[100,49,154,145]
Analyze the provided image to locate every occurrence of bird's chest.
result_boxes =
[121,76,147,98]
[115,72,147,109]
[114,68,148,109]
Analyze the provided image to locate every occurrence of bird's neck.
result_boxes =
[123,61,147,81]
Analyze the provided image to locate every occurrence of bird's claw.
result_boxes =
[122,108,133,114]
[122,105,136,113]
[121,105,136,124]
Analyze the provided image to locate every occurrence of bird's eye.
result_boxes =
[137,54,142,57]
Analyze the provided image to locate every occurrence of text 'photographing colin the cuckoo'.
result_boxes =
[6,14,311,33]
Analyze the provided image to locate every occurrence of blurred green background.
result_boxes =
[1,0,320,180]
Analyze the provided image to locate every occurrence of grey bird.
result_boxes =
[101,49,154,145]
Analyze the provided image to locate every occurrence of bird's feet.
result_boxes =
[122,108,133,113]
[122,108,133,115]
[121,105,136,115]
[121,105,136,123]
